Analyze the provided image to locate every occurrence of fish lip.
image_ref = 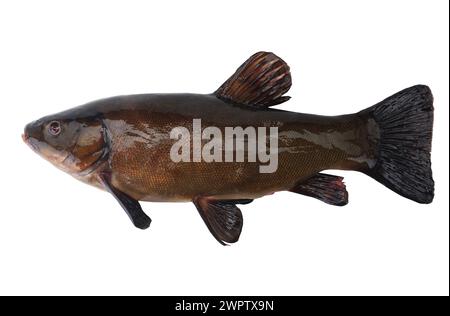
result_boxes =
[24,136,39,153]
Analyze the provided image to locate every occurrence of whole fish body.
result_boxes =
[23,52,434,244]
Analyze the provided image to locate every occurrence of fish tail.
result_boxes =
[359,85,434,203]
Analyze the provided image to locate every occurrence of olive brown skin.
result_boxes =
[23,93,377,202]
[22,52,433,244]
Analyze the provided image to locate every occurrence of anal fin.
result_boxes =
[290,173,348,206]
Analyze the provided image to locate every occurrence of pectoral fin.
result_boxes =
[290,173,349,206]
[99,173,151,229]
[215,51,292,107]
[193,197,244,245]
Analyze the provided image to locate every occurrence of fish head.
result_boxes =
[23,113,107,175]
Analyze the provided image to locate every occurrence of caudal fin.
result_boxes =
[361,85,434,203]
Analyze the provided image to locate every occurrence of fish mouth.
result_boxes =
[22,132,40,153]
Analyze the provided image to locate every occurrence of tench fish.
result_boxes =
[23,52,434,245]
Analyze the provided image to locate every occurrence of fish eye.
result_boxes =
[48,121,61,136]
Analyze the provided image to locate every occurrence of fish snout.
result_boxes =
[23,120,42,142]
[23,120,44,152]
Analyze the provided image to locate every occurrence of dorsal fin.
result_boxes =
[215,51,292,107]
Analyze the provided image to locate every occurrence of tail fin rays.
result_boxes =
[362,85,434,203]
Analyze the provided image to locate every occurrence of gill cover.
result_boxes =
[68,121,109,175]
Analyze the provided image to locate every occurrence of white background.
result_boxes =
[0,0,448,296]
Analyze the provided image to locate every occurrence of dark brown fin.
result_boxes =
[290,173,348,206]
[221,199,253,205]
[360,85,434,204]
[215,51,292,107]
[193,197,244,245]
[99,173,151,229]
